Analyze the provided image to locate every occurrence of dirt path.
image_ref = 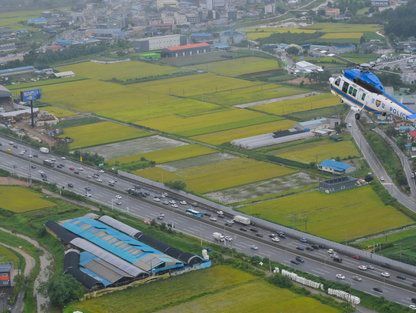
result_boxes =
[0,177,28,186]
[235,92,319,109]
[0,228,51,313]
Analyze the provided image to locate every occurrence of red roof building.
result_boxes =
[162,42,210,58]
[409,130,416,140]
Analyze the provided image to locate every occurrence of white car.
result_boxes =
[99,169,105,173]
[271,237,280,242]
[153,197,161,202]
[179,200,187,205]
[115,195,122,199]
[209,217,217,222]
[162,192,168,197]
[380,176,385,182]
[28,154,33,158]
[409,304,416,310]
[250,245,258,250]
[78,167,84,171]
[358,265,367,271]
[327,249,334,254]
[380,272,390,278]
[115,200,122,205]
[61,156,66,160]
[86,193,92,198]
[169,200,176,204]
[225,236,233,241]
[352,276,362,282]
[171,204,178,208]
[96,178,103,182]
[336,274,345,280]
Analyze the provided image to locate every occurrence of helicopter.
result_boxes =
[316,49,416,121]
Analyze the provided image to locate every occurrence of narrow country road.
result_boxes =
[346,112,416,211]
[0,228,52,313]
[373,127,416,198]
[235,92,319,108]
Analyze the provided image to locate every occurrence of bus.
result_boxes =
[186,208,204,218]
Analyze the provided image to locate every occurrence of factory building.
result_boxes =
[130,34,186,52]
[319,176,358,193]
[46,215,209,289]
[162,42,210,58]
[0,85,12,107]
[0,264,12,287]
[318,159,355,175]
[0,66,35,78]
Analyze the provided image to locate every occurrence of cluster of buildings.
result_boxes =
[46,214,210,289]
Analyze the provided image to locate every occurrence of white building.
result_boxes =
[156,0,178,10]
[294,61,323,74]
[130,34,185,52]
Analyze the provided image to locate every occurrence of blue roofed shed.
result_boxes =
[318,159,355,175]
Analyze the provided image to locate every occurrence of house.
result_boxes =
[325,7,341,18]
[318,159,355,175]
[409,130,416,141]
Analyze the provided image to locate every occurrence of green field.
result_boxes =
[64,265,340,313]
[273,138,360,164]
[43,106,77,118]
[58,61,178,81]
[192,119,296,145]
[0,10,43,29]
[0,186,54,213]
[136,157,296,194]
[110,144,216,165]
[256,93,339,116]
[61,121,151,149]
[240,186,413,241]
[0,245,20,267]
[187,57,280,77]
[138,108,280,137]
[194,84,305,106]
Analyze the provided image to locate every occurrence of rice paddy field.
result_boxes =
[58,61,179,81]
[0,186,54,213]
[193,83,306,106]
[187,57,280,77]
[0,10,43,29]
[255,93,340,116]
[136,157,295,194]
[138,108,279,137]
[111,144,216,165]
[64,265,341,313]
[240,186,413,242]
[60,121,151,149]
[245,23,382,43]
[0,246,19,267]
[272,138,360,164]
[192,119,296,145]
[43,106,77,118]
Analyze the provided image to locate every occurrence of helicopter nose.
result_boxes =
[329,77,335,84]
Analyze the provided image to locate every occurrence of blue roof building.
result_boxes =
[318,159,355,175]
[27,17,47,25]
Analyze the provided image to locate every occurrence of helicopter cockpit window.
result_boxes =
[352,89,357,97]
[361,93,366,101]
[348,86,354,95]
[335,78,341,86]
[342,82,349,93]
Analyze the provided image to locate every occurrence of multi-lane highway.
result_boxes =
[1,135,416,307]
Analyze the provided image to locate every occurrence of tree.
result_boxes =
[286,45,300,56]
[165,180,186,191]
[45,274,84,308]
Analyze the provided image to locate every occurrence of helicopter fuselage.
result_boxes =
[329,74,415,121]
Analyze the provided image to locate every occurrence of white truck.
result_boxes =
[233,215,251,226]
[39,147,49,154]
[212,232,225,242]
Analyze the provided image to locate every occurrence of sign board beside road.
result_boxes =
[20,89,41,102]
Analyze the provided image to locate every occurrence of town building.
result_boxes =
[162,42,211,58]
[130,34,186,52]
[318,159,355,175]
[294,61,323,74]
[325,7,341,18]
[319,176,358,193]
[0,264,12,287]
[371,0,390,7]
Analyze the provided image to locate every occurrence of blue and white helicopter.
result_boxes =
[316,49,416,121]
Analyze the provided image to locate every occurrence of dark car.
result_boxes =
[295,256,304,263]
[31,165,36,169]
[352,255,361,260]
[306,246,314,251]
[411,298,416,304]
[311,244,319,249]
[67,183,74,188]
[299,237,308,243]
[290,260,300,265]
[373,287,383,293]
[250,228,258,233]
[255,233,263,238]
[240,227,247,232]
[396,275,406,280]
[74,171,80,174]
[277,232,286,238]
[296,246,304,251]
[381,263,391,269]
[85,187,91,192]
[413,282,416,288]
[203,213,211,217]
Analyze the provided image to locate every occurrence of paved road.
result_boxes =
[346,112,416,212]
[1,137,416,307]
[235,92,319,109]
[373,127,416,198]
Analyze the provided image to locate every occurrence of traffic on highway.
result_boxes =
[1,135,416,307]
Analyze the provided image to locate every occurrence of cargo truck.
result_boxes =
[43,159,54,167]
[212,232,225,242]
[233,215,251,226]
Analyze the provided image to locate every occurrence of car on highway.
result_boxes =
[67,183,74,188]
[327,249,334,255]
[69,167,74,171]
[311,244,319,249]
[271,237,280,242]
[352,276,362,282]
[250,245,258,250]
[290,260,300,265]
[296,246,304,251]
[157,213,165,220]
[367,265,375,270]
[358,265,368,271]
[209,217,217,222]
[163,200,169,205]
[255,233,263,238]
[352,255,361,260]
[409,304,416,310]
[239,227,247,232]
[115,195,122,199]
[96,178,103,182]
[153,197,161,202]
[249,228,258,233]
[277,232,286,238]
[295,256,304,263]
[115,200,122,205]
[171,204,178,208]
[299,237,308,243]
[373,287,382,293]
[86,192,92,197]
[225,236,232,241]
[380,272,390,278]
[179,200,187,205]
[31,165,36,169]
[336,274,345,280]
[396,275,406,280]
[306,246,313,251]
[74,171,79,175]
